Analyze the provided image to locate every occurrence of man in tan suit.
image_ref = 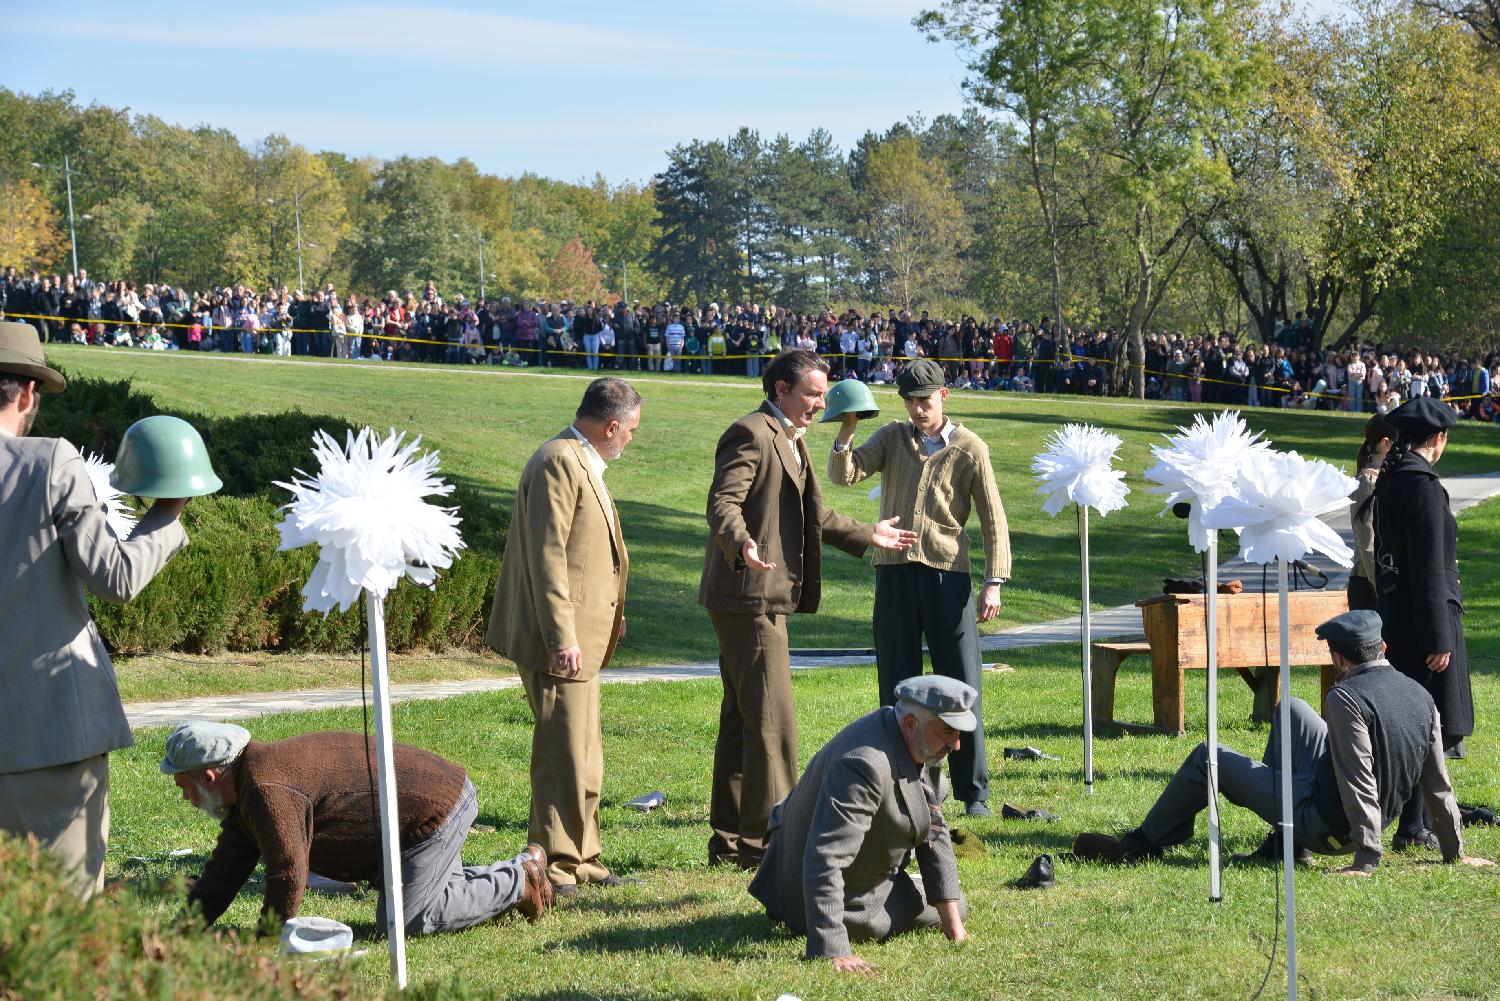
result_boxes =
[0,321,190,897]
[488,377,641,894]
[699,349,916,869]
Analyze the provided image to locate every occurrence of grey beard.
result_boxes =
[195,787,229,822]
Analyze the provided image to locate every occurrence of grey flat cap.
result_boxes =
[160,721,252,775]
[1315,610,1384,651]
[895,675,979,731]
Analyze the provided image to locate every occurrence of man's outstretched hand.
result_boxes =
[871,516,918,552]
[742,539,777,571]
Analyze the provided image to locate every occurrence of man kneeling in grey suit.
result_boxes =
[748,676,972,974]
[162,722,553,936]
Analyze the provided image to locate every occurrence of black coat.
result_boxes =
[1373,449,1472,736]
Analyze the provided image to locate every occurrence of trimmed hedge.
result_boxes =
[0,835,363,1000]
[34,372,506,655]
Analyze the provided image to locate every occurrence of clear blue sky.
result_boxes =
[4,0,970,184]
[4,0,1347,187]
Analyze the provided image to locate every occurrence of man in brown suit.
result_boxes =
[0,321,190,897]
[699,349,916,869]
[487,377,641,893]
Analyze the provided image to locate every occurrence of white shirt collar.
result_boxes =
[567,425,608,478]
[765,400,806,442]
[917,418,956,445]
[0,426,15,439]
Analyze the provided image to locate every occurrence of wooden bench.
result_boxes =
[1089,641,1156,734]
[1089,590,1350,735]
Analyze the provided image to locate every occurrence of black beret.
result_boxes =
[1385,397,1456,437]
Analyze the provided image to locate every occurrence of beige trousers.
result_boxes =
[0,754,109,899]
[520,670,610,886]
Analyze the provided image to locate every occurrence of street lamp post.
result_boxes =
[32,156,82,277]
[453,229,485,300]
[294,191,305,294]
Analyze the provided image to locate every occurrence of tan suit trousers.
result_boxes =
[708,610,797,868]
[520,670,610,886]
[0,754,109,899]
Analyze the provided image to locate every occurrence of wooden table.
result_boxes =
[1126,590,1350,735]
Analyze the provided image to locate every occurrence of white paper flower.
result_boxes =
[1200,450,1356,567]
[1031,423,1131,517]
[83,451,139,539]
[276,428,466,613]
[1143,411,1270,551]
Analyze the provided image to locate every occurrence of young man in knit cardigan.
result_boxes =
[828,358,1012,817]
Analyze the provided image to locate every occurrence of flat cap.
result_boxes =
[1314,610,1384,652]
[1385,397,1456,437]
[895,675,978,731]
[160,721,251,775]
[897,358,946,399]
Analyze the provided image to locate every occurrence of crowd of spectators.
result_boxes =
[5,265,1499,420]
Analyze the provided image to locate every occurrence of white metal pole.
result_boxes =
[1206,533,1222,902]
[1277,558,1297,1000]
[477,232,485,302]
[64,156,79,278]
[1080,504,1093,793]
[365,591,408,989]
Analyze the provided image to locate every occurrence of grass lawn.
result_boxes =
[114,652,508,704]
[101,497,1500,999]
[41,345,1500,696]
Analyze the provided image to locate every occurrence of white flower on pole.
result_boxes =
[1031,423,1131,517]
[83,451,139,539]
[1143,411,1270,551]
[1201,450,1356,567]
[276,428,466,613]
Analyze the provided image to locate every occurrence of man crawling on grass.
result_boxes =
[162,721,552,935]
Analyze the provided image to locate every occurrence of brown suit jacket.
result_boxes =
[698,402,871,615]
[0,435,188,773]
[487,431,627,679]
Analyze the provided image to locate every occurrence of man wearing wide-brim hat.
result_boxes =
[0,320,191,897]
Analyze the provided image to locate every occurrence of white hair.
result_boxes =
[895,699,936,727]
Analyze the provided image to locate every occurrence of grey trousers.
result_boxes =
[1139,697,1340,852]
[873,564,988,805]
[0,754,108,899]
[375,780,527,936]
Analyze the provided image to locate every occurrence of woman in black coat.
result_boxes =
[1373,396,1472,848]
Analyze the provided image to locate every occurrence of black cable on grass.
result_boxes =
[360,601,381,853]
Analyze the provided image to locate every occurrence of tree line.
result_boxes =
[1,0,1496,395]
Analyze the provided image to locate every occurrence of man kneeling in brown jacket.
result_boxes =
[162,722,552,934]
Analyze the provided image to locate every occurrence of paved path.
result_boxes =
[123,472,1500,731]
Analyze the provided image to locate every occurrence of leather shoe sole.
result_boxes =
[1072,832,1159,864]
[515,843,553,921]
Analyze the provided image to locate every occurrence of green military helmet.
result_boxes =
[110,415,224,498]
[821,378,880,423]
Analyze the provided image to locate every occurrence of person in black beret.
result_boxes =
[1072,611,1492,875]
[1372,396,1473,851]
